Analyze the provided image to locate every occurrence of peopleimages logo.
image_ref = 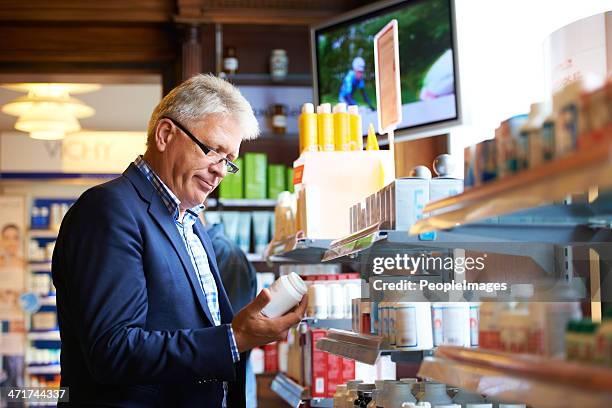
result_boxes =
[372,253,487,275]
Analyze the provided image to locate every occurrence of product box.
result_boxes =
[245,153,267,199]
[476,139,497,183]
[310,329,327,398]
[219,157,243,199]
[294,150,395,239]
[429,178,463,210]
[326,353,343,397]
[268,164,286,200]
[286,167,295,193]
[341,357,355,383]
[497,114,528,176]
[464,145,477,188]
[263,342,278,372]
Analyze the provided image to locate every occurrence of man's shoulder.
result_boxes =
[75,175,142,213]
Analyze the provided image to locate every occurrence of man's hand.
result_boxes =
[231,288,308,353]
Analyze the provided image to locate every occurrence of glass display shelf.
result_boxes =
[418,346,612,408]
[411,132,612,234]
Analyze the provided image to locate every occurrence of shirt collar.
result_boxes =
[134,155,205,222]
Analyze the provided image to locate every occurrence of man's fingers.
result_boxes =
[249,288,272,314]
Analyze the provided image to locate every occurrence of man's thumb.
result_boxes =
[250,288,272,314]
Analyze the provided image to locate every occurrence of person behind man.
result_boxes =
[204,221,258,407]
[52,74,307,407]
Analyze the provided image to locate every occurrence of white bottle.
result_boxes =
[395,302,433,350]
[261,272,307,318]
[329,283,345,319]
[333,384,348,408]
[308,282,329,319]
[431,302,471,347]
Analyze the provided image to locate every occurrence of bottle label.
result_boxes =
[395,306,417,347]
[272,115,287,128]
[223,57,238,71]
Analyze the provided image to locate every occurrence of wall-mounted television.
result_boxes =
[311,0,461,142]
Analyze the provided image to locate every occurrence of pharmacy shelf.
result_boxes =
[321,222,612,275]
[302,317,352,331]
[411,133,612,234]
[266,235,332,263]
[224,73,312,87]
[29,260,52,266]
[208,197,278,208]
[418,346,612,408]
[39,296,56,306]
[26,364,61,375]
[270,372,308,408]
[27,331,60,341]
[28,229,58,238]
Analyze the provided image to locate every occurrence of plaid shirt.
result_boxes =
[134,156,239,403]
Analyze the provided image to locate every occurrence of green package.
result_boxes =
[244,153,267,199]
[286,167,295,193]
[219,157,243,198]
[267,164,286,200]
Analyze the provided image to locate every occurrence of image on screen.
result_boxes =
[314,0,457,135]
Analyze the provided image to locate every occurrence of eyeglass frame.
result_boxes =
[161,116,239,174]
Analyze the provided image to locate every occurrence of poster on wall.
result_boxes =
[0,195,26,391]
[0,195,26,319]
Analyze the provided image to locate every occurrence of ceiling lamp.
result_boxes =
[1,83,100,140]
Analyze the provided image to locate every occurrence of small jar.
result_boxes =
[270,49,289,82]
[261,272,306,318]
[270,104,287,134]
[384,381,415,407]
[420,383,453,406]
[223,46,239,75]
[355,384,375,407]
[333,384,347,408]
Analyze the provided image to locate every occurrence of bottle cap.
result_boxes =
[348,105,359,115]
[333,103,347,113]
[357,383,376,391]
[302,103,314,114]
[320,103,332,114]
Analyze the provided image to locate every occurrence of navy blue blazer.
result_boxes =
[52,163,246,407]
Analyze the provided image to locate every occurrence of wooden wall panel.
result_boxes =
[0,24,177,64]
[0,0,175,23]
[221,24,311,74]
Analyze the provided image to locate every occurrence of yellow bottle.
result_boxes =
[299,103,318,153]
[348,105,363,151]
[333,103,349,151]
[317,103,334,152]
[366,123,379,150]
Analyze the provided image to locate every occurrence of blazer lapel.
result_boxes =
[193,221,235,323]
[147,198,216,325]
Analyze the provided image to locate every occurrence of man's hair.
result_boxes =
[147,74,259,144]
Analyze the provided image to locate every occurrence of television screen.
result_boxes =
[312,0,459,137]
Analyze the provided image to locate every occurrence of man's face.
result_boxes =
[355,70,364,80]
[1,227,20,256]
[162,114,242,209]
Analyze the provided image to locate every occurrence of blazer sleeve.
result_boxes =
[53,185,237,385]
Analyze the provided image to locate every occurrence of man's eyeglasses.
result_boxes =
[162,116,239,174]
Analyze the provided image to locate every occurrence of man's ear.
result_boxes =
[154,119,174,153]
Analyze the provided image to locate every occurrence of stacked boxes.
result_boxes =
[349,178,430,233]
